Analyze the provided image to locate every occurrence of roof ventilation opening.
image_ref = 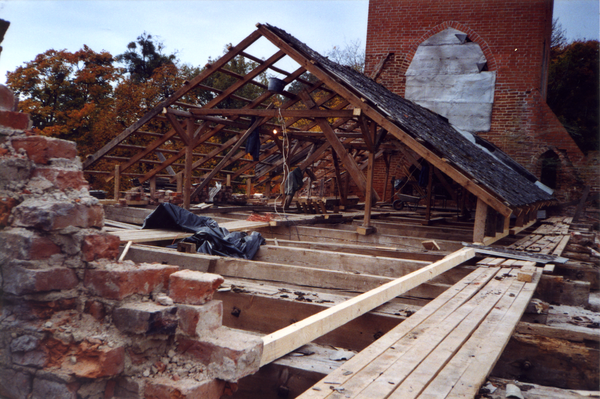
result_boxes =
[268,77,287,94]
[477,62,488,72]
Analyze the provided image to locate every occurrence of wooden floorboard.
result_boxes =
[297,266,542,399]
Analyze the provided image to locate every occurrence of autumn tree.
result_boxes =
[7,46,121,155]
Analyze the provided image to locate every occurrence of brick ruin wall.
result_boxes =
[0,85,260,398]
[364,0,598,202]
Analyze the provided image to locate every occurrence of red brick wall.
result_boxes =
[366,0,596,201]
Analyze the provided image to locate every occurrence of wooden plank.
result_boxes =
[463,243,568,264]
[552,234,570,256]
[296,267,500,399]
[356,270,514,399]
[259,247,475,366]
[389,272,522,399]
[425,270,542,398]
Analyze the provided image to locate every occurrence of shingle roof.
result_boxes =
[265,24,554,207]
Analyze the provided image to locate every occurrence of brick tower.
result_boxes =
[365,0,596,201]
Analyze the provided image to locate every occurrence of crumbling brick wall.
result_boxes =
[0,85,261,399]
[365,0,596,202]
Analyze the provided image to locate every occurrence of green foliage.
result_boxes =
[547,39,599,153]
[116,32,177,84]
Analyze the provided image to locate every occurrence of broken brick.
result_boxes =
[2,262,79,295]
[178,327,263,381]
[0,110,31,130]
[0,197,18,228]
[32,167,88,191]
[62,344,125,379]
[84,263,179,300]
[177,301,223,337]
[113,302,178,335]
[144,377,225,399]
[84,300,106,321]
[0,228,61,264]
[12,136,77,165]
[11,200,104,231]
[169,270,224,305]
[80,232,120,261]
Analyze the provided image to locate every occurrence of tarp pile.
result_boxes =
[142,203,264,259]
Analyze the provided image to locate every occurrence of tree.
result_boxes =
[325,39,365,73]
[116,32,177,84]
[547,21,599,154]
[7,46,121,154]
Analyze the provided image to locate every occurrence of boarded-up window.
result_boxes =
[405,28,496,133]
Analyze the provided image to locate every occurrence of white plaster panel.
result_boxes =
[405,71,496,103]
[406,43,487,76]
[413,101,493,132]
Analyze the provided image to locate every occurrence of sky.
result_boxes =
[0,0,598,85]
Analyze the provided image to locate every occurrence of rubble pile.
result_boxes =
[0,86,262,399]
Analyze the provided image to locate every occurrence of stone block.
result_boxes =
[0,367,32,399]
[0,157,31,191]
[80,232,120,261]
[169,270,224,305]
[2,261,79,295]
[84,262,179,300]
[12,135,77,164]
[32,167,88,191]
[178,327,263,381]
[61,344,125,379]
[10,334,48,367]
[113,377,143,399]
[177,301,223,337]
[12,199,104,231]
[144,377,225,399]
[31,376,77,399]
[0,85,18,111]
[0,228,62,264]
[113,302,177,335]
[0,110,31,130]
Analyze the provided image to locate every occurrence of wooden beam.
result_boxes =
[188,108,353,118]
[183,118,194,209]
[259,247,475,366]
[113,164,120,200]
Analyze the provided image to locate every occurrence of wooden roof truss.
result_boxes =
[84,24,554,242]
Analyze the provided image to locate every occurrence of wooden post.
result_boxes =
[473,198,488,243]
[425,163,434,223]
[114,164,120,200]
[246,178,252,197]
[176,173,183,193]
[149,176,156,200]
[183,118,194,210]
[226,174,231,187]
[359,151,375,235]
[382,153,391,203]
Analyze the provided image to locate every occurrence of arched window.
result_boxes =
[539,150,560,189]
[405,28,496,133]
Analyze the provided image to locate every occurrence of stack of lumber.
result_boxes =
[298,266,541,398]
